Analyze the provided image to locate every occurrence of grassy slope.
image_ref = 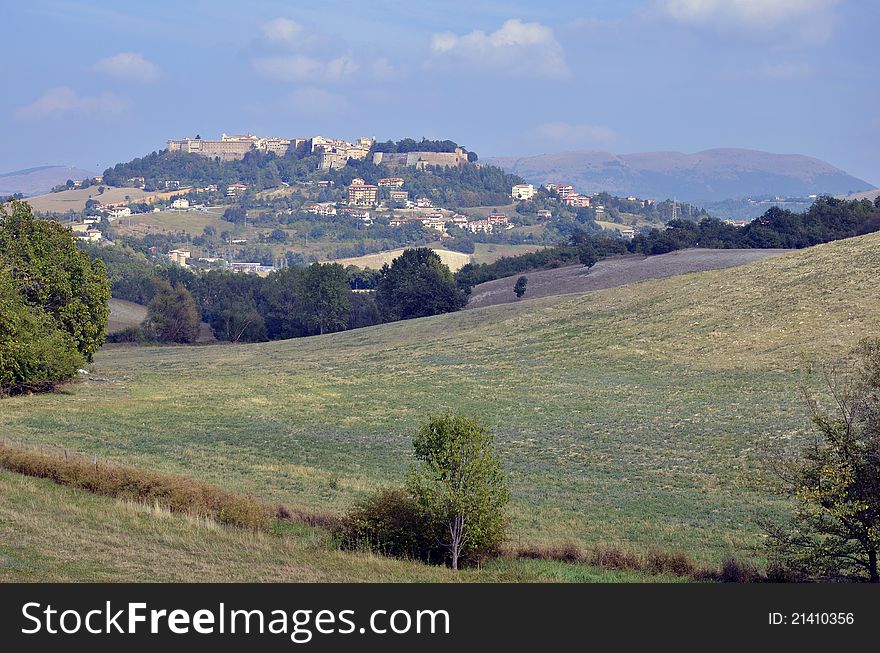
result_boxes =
[0,472,668,582]
[2,233,879,573]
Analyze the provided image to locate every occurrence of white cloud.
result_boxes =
[659,0,841,44]
[430,19,569,79]
[531,122,618,147]
[94,52,160,83]
[16,87,128,120]
[261,17,305,46]
[757,61,814,80]
[253,54,359,83]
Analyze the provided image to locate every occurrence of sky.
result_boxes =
[1,0,877,185]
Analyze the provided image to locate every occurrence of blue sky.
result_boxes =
[1,0,877,184]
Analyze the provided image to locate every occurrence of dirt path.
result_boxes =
[465,248,789,310]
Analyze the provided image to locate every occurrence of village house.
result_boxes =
[73,228,103,243]
[388,189,409,203]
[537,209,552,219]
[106,206,132,220]
[465,219,493,234]
[620,229,636,239]
[307,203,338,217]
[511,183,536,201]
[226,183,248,197]
[487,213,510,227]
[378,177,405,188]
[171,198,190,209]
[564,195,591,208]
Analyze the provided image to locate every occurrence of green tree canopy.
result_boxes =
[764,339,880,582]
[144,279,200,343]
[0,200,110,361]
[407,414,509,569]
[375,248,466,322]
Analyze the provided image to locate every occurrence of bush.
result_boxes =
[0,444,271,531]
[104,326,150,344]
[1,272,84,396]
[334,488,445,564]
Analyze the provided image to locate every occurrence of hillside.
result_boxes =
[486,148,874,202]
[328,247,472,272]
[466,248,787,309]
[0,165,94,197]
[25,186,164,213]
[2,232,879,580]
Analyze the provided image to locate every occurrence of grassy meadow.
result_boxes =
[2,233,879,579]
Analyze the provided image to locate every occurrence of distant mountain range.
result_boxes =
[0,165,95,197]
[484,148,875,202]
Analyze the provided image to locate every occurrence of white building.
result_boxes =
[171,198,190,209]
[511,183,536,201]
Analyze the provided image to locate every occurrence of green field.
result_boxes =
[2,233,879,579]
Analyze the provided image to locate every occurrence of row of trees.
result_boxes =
[455,197,880,291]
[99,247,467,344]
[1,201,110,395]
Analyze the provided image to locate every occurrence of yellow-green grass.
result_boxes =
[107,298,147,333]
[26,187,154,213]
[471,243,546,265]
[0,471,674,582]
[327,247,471,271]
[458,203,520,218]
[3,234,879,571]
[114,209,229,236]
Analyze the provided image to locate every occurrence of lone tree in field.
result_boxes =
[408,414,509,569]
[375,248,467,322]
[144,279,200,343]
[514,276,528,299]
[763,339,880,582]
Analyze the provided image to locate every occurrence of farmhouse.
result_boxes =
[73,228,103,243]
[171,198,190,209]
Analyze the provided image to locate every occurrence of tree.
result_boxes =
[578,243,598,268]
[375,248,467,322]
[0,270,84,396]
[407,414,509,569]
[513,276,528,298]
[144,279,200,343]
[298,263,351,336]
[0,200,109,361]
[763,340,880,582]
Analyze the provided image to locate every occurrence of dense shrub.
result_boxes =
[1,201,109,361]
[0,444,271,531]
[0,272,84,396]
[334,488,445,564]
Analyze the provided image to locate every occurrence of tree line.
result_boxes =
[456,197,880,291]
[101,248,467,344]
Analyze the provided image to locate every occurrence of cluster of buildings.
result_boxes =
[165,133,470,174]
[167,134,309,162]
[312,136,374,170]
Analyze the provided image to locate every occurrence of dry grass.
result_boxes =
[0,443,270,531]
[327,247,472,271]
[25,187,172,214]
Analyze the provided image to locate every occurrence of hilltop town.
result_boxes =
[30,132,700,277]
